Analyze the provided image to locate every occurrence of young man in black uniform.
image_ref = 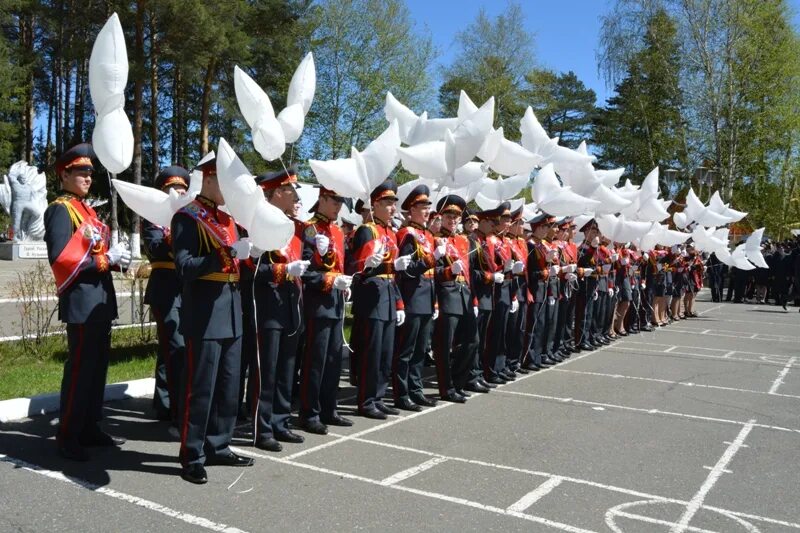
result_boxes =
[298,187,354,435]
[44,143,130,461]
[143,166,189,423]
[248,168,309,452]
[173,156,254,484]
[393,185,438,411]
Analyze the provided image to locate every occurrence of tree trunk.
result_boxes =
[73,58,88,143]
[129,0,146,259]
[199,58,217,155]
[149,8,159,177]
[20,13,35,163]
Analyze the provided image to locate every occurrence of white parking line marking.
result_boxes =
[0,454,248,532]
[768,357,797,395]
[663,346,677,353]
[494,389,800,434]
[613,346,791,367]
[379,457,448,486]
[670,421,756,533]
[507,476,563,512]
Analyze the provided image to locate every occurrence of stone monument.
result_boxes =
[0,161,49,260]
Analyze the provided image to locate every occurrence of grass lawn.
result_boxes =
[0,325,158,401]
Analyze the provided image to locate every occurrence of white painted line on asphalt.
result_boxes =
[550,368,800,400]
[379,457,448,486]
[494,389,800,435]
[698,304,723,316]
[656,327,800,344]
[663,346,677,353]
[723,351,736,358]
[506,476,563,512]
[670,421,756,533]
[621,341,791,358]
[234,447,597,533]
[613,346,790,368]
[768,357,797,395]
[286,344,609,462]
[702,466,732,473]
[609,509,718,533]
[750,333,758,339]
[0,453,248,532]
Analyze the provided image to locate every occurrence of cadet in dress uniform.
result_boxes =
[44,143,129,461]
[574,219,600,351]
[248,168,309,452]
[173,156,253,484]
[143,166,189,423]
[298,187,354,435]
[351,179,408,419]
[432,195,485,401]
[506,207,531,374]
[524,213,560,369]
[393,185,438,411]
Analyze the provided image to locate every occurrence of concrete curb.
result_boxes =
[0,377,155,423]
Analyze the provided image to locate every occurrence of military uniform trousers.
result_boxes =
[238,283,258,417]
[573,281,597,346]
[529,297,557,362]
[433,310,478,395]
[254,327,299,438]
[393,313,433,402]
[299,316,344,422]
[58,322,112,446]
[180,335,242,467]
[357,318,395,411]
[506,298,528,370]
[151,297,184,422]
[482,284,512,379]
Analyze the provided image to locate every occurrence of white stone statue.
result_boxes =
[0,161,48,241]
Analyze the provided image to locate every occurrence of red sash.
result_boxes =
[307,218,344,273]
[51,198,110,295]
[354,222,398,268]
[178,199,236,248]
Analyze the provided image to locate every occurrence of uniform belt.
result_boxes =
[455,275,466,283]
[423,270,434,279]
[149,261,175,270]
[374,273,394,279]
[198,272,240,282]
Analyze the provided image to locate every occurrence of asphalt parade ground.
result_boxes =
[1,293,799,532]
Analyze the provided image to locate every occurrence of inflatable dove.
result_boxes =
[519,107,559,161]
[216,138,295,251]
[111,179,193,228]
[295,182,320,222]
[89,13,133,174]
[234,52,316,160]
[309,120,401,204]
[727,244,756,270]
[744,228,769,268]
[684,188,732,227]
[478,174,529,204]
[531,163,599,217]
[478,127,541,176]
[708,191,747,223]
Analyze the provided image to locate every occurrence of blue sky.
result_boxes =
[405,0,800,108]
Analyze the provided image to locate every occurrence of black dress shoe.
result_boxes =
[457,389,472,397]
[485,375,507,385]
[300,419,329,435]
[321,413,354,427]
[57,441,89,462]
[255,437,282,452]
[206,451,254,467]
[522,362,542,371]
[514,366,530,374]
[395,398,422,412]
[410,394,438,407]
[540,358,556,366]
[275,430,305,444]
[441,392,467,403]
[79,431,126,447]
[478,379,497,389]
[579,342,595,351]
[181,464,208,484]
[549,354,564,363]
[358,407,387,420]
[376,402,400,416]
[464,382,491,393]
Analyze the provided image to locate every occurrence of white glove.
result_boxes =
[510,300,519,314]
[620,257,628,266]
[609,287,616,297]
[473,306,479,317]
[583,267,594,276]
[493,272,505,284]
[656,263,663,272]
[548,296,556,306]
[105,242,129,266]
[365,253,383,268]
[593,291,599,301]
[611,253,619,262]
[549,265,560,276]
[566,272,578,282]
[315,234,330,256]
[432,309,439,321]
[591,236,600,247]
[602,264,611,273]
[333,274,352,291]
[564,264,577,274]
[434,244,447,260]
[546,250,558,263]
[393,255,412,271]
[344,288,352,301]
[396,310,406,326]
[504,258,514,272]
[641,282,647,290]
[287,260,310,277]
[643,253,649,261]
[119,249,132,270]
[450,260,464,275]
[230,238,252,259]
[512,261,524,274]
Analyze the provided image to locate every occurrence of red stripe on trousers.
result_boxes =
[179,338,194,465]
[300,316,315,413]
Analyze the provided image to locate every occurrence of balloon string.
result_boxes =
[250,254,262,446]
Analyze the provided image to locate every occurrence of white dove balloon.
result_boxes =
[708,191,747,223]
[295,182,320,222]
[216,138,295,251]
[478,174,529,203]
[286,52,316,114]
[384,92,421,143]
[111,179,193,228]
[531,163,600,217]
[744,228,769,268]
[729,244,756,270]
[309,120,401,204]
[478,127,541,176]
[595,167,625,188]
[89,13,133,174]
[589,184,633,215]
[684,188,733,227]
[520,106,559,160]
